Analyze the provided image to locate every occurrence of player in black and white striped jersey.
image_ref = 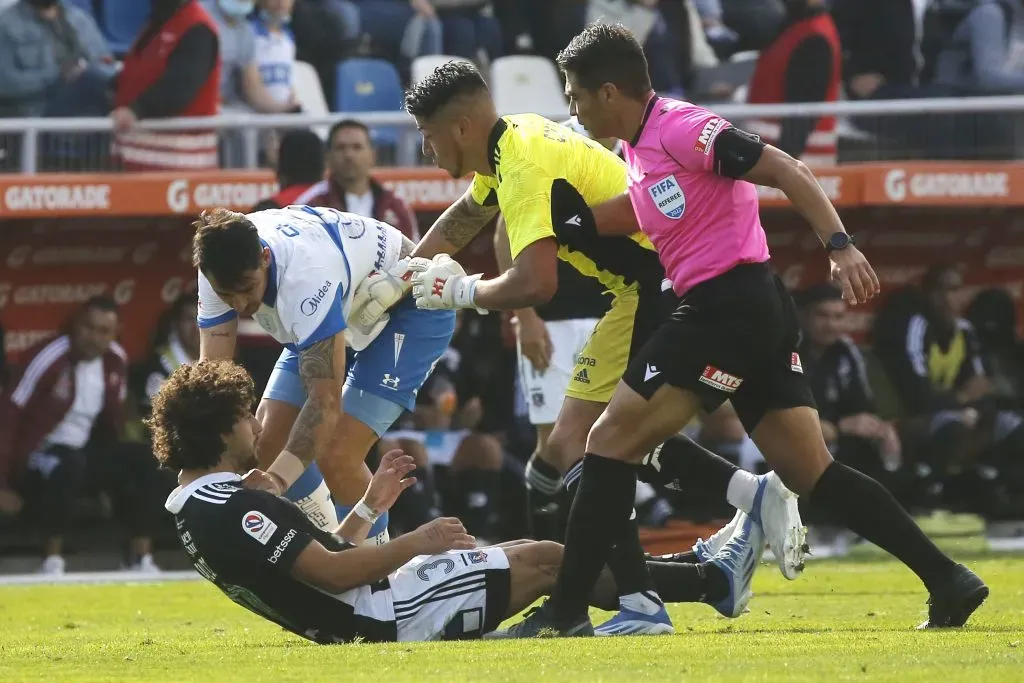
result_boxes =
[153,360,768,642]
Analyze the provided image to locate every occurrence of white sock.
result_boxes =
[619,591,663,616]
[726,470,760,514]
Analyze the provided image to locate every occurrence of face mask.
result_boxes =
[218,0,255,18]
[259,8,290,26]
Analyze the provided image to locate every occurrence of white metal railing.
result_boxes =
[3,95,1024,174]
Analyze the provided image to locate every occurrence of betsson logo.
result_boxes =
[884,169,1010,202]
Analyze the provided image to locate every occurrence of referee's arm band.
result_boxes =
[712,127,767,179]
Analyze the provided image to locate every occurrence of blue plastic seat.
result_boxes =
[101,0,150,54]
[333,58,405,147]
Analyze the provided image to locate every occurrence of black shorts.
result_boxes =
[623,261,816,432]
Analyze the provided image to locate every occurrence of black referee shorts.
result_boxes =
[623,261,816,432]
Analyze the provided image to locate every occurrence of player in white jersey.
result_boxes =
[193,206,455,544]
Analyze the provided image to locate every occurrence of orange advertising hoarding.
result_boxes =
[1,162,1023,363]
[4,162,1024,218]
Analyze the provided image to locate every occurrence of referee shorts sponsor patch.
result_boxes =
[623,261,816,432]
[391,547,511,641]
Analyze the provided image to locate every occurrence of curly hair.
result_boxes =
[403,60,488,119]
[146,360,255,471]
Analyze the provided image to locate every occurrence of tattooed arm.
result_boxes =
[199,318,238,361]
[412,187,499,259]
[266,331,348,490]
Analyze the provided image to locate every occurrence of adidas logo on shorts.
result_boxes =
[574,368,591,384]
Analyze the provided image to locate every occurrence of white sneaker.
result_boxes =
[750,472,806,580]
[126,554,161,574]
[692,509,744,562]
[40,554,65,576]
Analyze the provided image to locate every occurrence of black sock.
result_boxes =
[525,455,563,541]
[454,469,501,540]
[647,560,730,604]
[644,435,739,497]
[552,455,640,624]
[808,461,956,590]
[606,522,655,597]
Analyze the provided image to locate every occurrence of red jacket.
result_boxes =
[0,336,128,487]
[296,177,420,241]
[113,0,221,171]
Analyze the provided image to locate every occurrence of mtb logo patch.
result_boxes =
[698,365,743,393]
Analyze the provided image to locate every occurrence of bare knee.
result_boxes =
[547,423,587,473]
[507,539,563,572]
[752,407,833,495]
[451,433,504,472]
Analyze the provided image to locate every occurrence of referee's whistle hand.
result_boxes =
[829,247,880,306]
[411,518,477,554]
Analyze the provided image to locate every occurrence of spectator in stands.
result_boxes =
[203,0,300,113]
[297,119,419,240]
[744,0,841,166]
[290,0,357,107]
[355,0,443,66]
[252,0,300,110]
[434,0,503,62]
[832,0,923,100]
[587,3,685,95]
[797,283,901,482]
[110,0,221,171]
[691,0,739,56]
[0,0,115,119]
[875,264,1024,516]
[718,0,785,52]
[967,287,1024,410]
[0,319,6,390]
[253,129,326,210]
[933,0,1024,94]
[0,297,130,575]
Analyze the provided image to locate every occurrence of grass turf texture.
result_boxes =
[1,554,1022,682]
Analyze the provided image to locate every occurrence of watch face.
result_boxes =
[830,233,849,250]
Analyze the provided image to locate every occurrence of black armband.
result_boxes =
[712,127,766,179]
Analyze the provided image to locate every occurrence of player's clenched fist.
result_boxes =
[411,517,477,554]
[408,254,486,312]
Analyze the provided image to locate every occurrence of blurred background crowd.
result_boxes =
[1,0,1023,574]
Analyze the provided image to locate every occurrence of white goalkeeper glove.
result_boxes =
[408,254,486,313]
[349,258,413,330]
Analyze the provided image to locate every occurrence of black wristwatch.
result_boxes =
[825,232,856,252]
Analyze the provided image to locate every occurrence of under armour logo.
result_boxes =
[565,215,582,227]
[432,277,445,297]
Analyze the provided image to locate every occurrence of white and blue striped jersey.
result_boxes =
[197,206,405,351]
[251,15,296,106]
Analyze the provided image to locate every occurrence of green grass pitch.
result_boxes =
[1,554,1022,682]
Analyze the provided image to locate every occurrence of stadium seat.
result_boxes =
[334,58,405,147]
[101,0,149,54]
[410,55,471,86]
[292,61,330,141]
[490,56,567,116]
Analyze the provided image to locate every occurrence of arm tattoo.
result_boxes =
[285,336,337,465]
[437,194,498,250]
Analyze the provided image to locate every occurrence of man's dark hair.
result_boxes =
[795,282,843,309]
[328,118,372,145]
[146,360,255,471]
[277,129,325,186]
[556,23,652,99]
[192,208,262,291]
[922,262,961,292]
[82,294,120,317]
[403,60,489,119]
